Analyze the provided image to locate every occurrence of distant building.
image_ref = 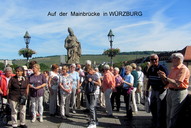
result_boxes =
[139,46,191,84]
[0,59,13,67]
[163,46,191,75]
[127,46,190,80]
[180,46,191,72]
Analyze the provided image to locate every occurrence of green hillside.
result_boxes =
[13,54,149,67]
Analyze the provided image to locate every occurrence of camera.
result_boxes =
[19,96,27,105]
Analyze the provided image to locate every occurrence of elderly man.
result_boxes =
[146,54,168,128]
[102,65,116,117]
[158,53,190,128]
[0,67,14,103]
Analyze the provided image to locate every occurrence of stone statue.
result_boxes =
[64,27,81,64]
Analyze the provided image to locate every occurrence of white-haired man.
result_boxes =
[102,65,116,117]
[158,53,190,128]
[0,67,14,103]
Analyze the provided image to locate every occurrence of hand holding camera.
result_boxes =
[19,95,27,105]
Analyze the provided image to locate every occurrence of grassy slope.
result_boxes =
[13,54,149,66]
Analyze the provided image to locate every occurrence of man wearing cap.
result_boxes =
[158,53,190,128]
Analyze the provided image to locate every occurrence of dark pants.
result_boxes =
[111,86,122,110]
[122,89,132,119]
[86,94,97,124]
[150,89,166,128]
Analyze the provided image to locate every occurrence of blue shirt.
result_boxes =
[120,67,126,78]
[147,64,168,90]
[123,73,134,89]
[69,71,79,89]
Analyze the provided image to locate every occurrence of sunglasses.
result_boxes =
[150,58,157,61]
[16,70,23,72]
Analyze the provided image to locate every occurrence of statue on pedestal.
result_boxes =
[64,27,81,64]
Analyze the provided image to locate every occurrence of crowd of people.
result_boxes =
[0,52,190,128]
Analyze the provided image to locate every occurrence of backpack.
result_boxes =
[83,80,97,95]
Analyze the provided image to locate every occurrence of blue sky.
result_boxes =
[0,0,191,60]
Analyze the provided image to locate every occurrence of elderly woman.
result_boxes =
[59,66,73,119]
[8,66,29,128]
[136,66,144,104]
[111,67,123,111]
[130,63,138,113]
[43,71,50,110]
[48,64,60,116]
[122,65,134,120]
[29,64,46,123]
[69,63,80,114]
[158,53,190,128]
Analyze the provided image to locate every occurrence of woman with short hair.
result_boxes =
[111,67,123,111]
[8,66,29,128]
[136,66,144,104]
[59,66,73,119]
[48,64,60,116]
[29,64,46,123]
[130,63,138,113]
[69,63,80,114]
[122,65,134,120]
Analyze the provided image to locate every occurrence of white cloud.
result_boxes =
[111,4,191,52]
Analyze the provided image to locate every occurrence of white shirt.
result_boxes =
[137,71,144,82]
[60,75,73,95]
[50,71,60,90]
[6,77,11,88]
[69,71,80,89]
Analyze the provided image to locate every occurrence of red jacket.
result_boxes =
[0,74,15,96]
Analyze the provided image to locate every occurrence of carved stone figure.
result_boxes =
[64,27,81,64]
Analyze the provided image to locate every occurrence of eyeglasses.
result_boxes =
[16,70,23,72]
[172,57,179,59]
[150,58,157,61]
